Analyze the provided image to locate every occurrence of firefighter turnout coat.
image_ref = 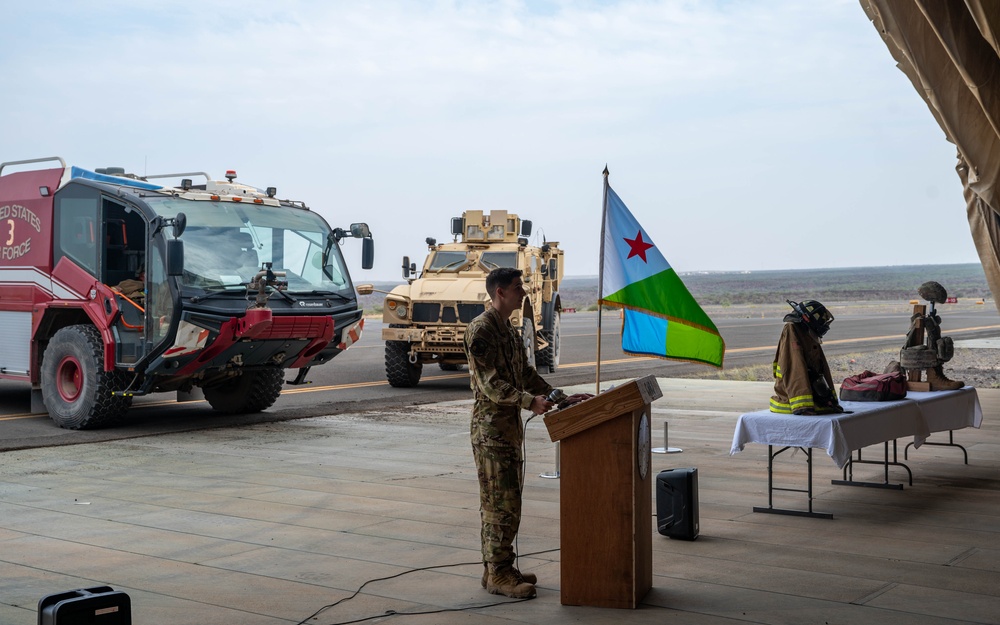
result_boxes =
[770,319,841,414]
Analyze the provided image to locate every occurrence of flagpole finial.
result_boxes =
[603,165,609,177]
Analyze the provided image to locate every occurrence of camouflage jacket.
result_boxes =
[770,320,840,414]
[464,306,552,447]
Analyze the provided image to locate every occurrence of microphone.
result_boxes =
[547,389,567,404]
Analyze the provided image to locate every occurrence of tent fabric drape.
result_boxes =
[861,0,1000,312]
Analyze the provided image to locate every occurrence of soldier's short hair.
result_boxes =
[486,267,522,299]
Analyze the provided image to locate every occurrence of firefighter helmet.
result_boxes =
[787,299,834,337]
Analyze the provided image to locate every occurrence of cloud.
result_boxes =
[0,0,976,280]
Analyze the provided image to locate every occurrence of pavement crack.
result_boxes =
[851,582,897,605]
[385,472,457,481]
[946,547,978,566]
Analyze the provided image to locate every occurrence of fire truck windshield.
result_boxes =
[147,198,352,293]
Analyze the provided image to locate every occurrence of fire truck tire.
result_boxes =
[521,318,536,369]
[203,369,284,414]
[41,324,133,430]
[386,341,422,387]
[536,312,560,373]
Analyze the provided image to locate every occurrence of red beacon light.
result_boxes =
[225,170,237,182]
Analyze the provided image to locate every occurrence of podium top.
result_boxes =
[542,375,662,442]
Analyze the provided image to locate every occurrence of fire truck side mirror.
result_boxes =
[167,239,185,276]
[173,212,187,238]
[361,237,374,270]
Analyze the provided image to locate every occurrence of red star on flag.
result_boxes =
[624,230,654,262]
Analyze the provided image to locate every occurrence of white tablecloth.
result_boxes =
[730,387,981,469]
[902,388,983,432]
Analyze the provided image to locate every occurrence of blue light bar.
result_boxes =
[70,166,163,191]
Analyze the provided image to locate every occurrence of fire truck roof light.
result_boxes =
[225,170,237,182]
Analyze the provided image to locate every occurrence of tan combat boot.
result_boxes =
[481,563,536,588]
[486,563,536,598]
[926,365,963,391]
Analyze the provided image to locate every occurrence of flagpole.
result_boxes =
[596,166,610,395]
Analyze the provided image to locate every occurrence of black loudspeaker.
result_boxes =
[38,586,131,625]
[656,468,699,540]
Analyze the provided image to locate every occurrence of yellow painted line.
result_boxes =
[7,323,1000,421]
[281,373,468,394]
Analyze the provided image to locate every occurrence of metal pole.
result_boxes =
[651,421,682,454]
[539,441,560,479]
[596,167,609,396]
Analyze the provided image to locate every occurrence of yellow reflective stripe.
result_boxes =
[788,394,813,405]
[769,399,793,413]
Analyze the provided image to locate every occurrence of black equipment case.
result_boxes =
[37,586,131,625]
[656,468,699,540]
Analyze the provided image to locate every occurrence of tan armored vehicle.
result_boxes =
[370,210,563,387]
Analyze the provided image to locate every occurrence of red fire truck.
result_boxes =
[0,157,373,429]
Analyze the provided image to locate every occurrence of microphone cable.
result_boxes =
[293,548,559,625]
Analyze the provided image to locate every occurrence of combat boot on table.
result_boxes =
[926,365,963,391]
[481,563,536,588]
[486,563,536,598]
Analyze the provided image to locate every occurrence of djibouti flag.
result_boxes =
[598,177,725,368]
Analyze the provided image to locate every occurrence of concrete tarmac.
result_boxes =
[2,378,998,624]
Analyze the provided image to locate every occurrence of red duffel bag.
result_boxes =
[839,370,907,402]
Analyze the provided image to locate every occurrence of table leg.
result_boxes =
[904,430,969,464]
[832,441,910,489]
[753,445,833,519]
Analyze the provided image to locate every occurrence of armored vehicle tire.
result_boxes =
[203,369,284,414]
[386,341,422,387]
[521,318,536,369]
[535,312,560,373]
[41,324,133,430]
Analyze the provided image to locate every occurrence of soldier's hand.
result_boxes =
[530,395,554,415]
[563,393,594,406]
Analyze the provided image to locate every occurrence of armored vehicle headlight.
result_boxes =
[396,305,408,318]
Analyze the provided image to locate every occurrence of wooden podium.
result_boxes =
[542,375,663,608]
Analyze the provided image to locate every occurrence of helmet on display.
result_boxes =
[786,299,834,337]
[917,281,948,304]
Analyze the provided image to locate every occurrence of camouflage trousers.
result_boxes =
[472,443,523,565]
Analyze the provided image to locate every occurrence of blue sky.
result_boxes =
[0,1,973,281]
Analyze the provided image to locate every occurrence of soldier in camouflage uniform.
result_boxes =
[465,267,591,599]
